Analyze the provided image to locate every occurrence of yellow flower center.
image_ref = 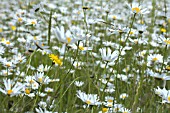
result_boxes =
[166,66,170,70]
[25,88,31,94]
[18,18,23,22]
[119,30,123,33]
[6,41,10,45]
[48,90,52,93]
[141,52,145,56]
[11,26,16,31]
[86,100,91,105]
[160,28,166,33]
[112,16,117,20]
[66,37,71,43]
[31,21,36,25]
[33,84,37,87]
[132,7,140,13]
[168,19,170,23]
[102,108,108,112]
[7,90,13,95]
[168,96,170,101]
[34,36,37,40]
[38,77,43,83]
[79,46,84,50]
[134,39,138,44]
[108,99,113,103]
[130,31,134,35]
[123,112,128,113]
[77,11,81,15]
[0,28,3,32]
[126,67,129,72]
[122,95,126,99]
[29,80,34,84]
[114,108,119,112]
[108,102,113,107]
[140,20,144,24]
[152,57,158,61]
[6,63,11,67]
[164,40,170,45]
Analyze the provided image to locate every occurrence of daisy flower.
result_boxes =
[25,76,39,90]
[147,54,163,66]
[26,19,38,26]
[120,107,131,113]
[99,47,118,62]
[37,64,51,72]
[0,46,5,55]
[54,26,79,44]
[0,79,24,97]
[74,81,84,87]
[34,72,51,84]
[120,93,129,100]
[126,2,150,15]
[45,87,54,93]
[147,69,170,81]
[76,90,101,106]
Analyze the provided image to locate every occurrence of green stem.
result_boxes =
[48,10,52,46]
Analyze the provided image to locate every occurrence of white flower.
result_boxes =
[120,108,131,113]
[54,26,79,44]
[0,79,24,97]
[0,46,5,55]
[45,87,54,93]
[25,76,39,90]
[147,69,170,81]
[157,35,170,45]
[76,90,101,106]
[74,81,84,87]
[38,101,47,108]
[126,2,150,14]
[99,47,118,62]
[34,72,51,84]
[154,87,170,103]
[120,93,128,100]
[26,19,37,25]
[37,64,50,72]
[147,54,163,65]
[113,104,123,112]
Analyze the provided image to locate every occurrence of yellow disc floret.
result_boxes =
[132,7,140,13]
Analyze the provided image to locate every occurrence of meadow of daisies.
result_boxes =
[0,0,170,112]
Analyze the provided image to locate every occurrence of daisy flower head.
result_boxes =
[54,26,80,44]
[25,76,39,90]
[147,54,163,67]
[76,90,101,106]
[34,72,51,84]
[37,64,50,72]
[154,86,168,97]
[126,2,150,15]
[0,79,24,97]
[147,69,170,81]
[25,19,38,26]
[103,96,114,107]
[158,35,170,46]
[99,47,118,62]
[154,87,170,104]
[74,81,84,87]
[120,107,131,113]
[120,93,128,100]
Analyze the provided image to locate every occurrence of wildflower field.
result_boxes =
[0,0,170,112]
